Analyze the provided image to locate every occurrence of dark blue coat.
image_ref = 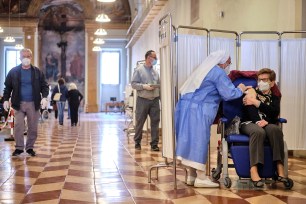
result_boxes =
[3,64,49,111]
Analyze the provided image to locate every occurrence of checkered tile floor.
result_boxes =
[0,113,306,203]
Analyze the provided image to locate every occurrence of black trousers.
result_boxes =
[69,103,79,125]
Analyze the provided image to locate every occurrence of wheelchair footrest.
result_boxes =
[230,145,276,178]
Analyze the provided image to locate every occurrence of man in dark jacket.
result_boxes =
[2,48,49,157]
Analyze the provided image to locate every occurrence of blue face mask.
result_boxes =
[152,59,157,66]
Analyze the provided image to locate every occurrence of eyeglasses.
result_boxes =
[258,78,270,82]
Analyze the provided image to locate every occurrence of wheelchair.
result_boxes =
[211,71,294,189]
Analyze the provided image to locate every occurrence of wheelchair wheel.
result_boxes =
[284,178,294,189]
[224,177,232,188]
[211,168,221,181]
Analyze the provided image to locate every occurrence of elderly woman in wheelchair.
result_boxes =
[241,68,293,188]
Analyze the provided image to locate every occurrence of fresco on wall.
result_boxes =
[38,0,85,97]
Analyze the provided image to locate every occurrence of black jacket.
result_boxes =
[68,89,83,106]
[242,89,280,124]
[3,64,49,111]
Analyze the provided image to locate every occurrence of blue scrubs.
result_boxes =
[175,65,243,170]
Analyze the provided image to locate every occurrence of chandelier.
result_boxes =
[95,28,107,36]
[95,14,111,22]
[97,0,116,2]
[4,0,15,43]
[14,0,24,49]
[4,36,15,43]
[93,38,105,44]
[15,43,24,49]
[92,46,102,52]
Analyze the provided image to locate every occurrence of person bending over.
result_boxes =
[175,50,249,188]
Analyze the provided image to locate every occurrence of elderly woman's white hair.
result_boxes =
[69,83,77,91]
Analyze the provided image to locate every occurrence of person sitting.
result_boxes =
[241,68,291,188]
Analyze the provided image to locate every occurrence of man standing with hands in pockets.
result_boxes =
[131,50,160,151]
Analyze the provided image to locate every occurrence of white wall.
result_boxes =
[130,0,300,75]
[129,0,304,149]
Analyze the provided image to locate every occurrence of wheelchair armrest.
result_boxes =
[278,118,287,123]
[220,117,228,124]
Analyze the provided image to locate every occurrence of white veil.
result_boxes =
[179,50,229,96]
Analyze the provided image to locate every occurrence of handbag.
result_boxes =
[53,85,62,101]
[224,116,241,135]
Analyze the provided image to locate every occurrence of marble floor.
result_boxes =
[0,112,306,204]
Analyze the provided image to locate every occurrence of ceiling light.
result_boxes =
[97,0,116,2]
[4,36,15,43]
[15,44,24,49]
[95,28,107,36]
[0,27,3,33]
[93,38,105,44]
[92,46,102,52]
[96,14,111,22]
[4,0,14,43]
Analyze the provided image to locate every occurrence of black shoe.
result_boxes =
[26,149,36,157]
[151,145,160,151]
[135,143,141,150]
[251,179,264,188]
[12,149,24,156]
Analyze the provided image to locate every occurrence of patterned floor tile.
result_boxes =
[22,190,61,203]
[0,113,306,204]
[60,189,96,202]
[28,182,64,193]
[38,169,68,178]
[171,195,210,204]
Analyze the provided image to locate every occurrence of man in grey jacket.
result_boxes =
[131,50,160,151]
[3,48,49,157]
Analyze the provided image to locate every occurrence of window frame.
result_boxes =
[100,50,121,85]
[5,47,20,76]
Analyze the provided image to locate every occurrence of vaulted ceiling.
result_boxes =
[0,0,131,28]
[0,0,168,44]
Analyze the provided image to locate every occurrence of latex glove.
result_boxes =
[3,101,9,111]
[238,83,252,93]
[143,84,154,91]
[41,98,48,109]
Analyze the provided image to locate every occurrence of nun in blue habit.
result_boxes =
[175,50,249,188]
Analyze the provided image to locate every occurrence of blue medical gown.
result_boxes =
[175,66,243,170]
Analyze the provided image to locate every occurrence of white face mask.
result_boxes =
[258,80,270,92]
[22,58,31,66]
[224,66,230,75]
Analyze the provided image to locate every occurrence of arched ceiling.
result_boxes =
[0,0,131,25]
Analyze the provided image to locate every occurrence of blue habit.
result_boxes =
[175,66,243,170]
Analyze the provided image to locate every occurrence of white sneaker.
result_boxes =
[186,176,196,185]
[194,177,219,188]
